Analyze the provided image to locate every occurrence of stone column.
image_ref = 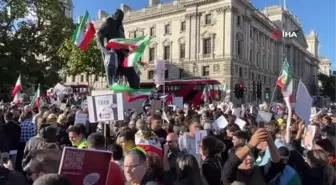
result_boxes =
[215,7,225,58]
[224,6,233,57]
[212,33,216,59]
[185,13,194,61]
[189,13,197,61]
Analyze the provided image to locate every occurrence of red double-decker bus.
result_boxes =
[140,77,223,106]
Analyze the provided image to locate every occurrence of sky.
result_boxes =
[73,0,336,70]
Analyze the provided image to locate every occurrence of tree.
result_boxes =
[318,73,336,101]
[58,38,104,86]
[0,0,74,95]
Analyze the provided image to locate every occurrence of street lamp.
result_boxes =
[193,63,197,76]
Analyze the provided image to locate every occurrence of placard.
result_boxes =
[75,113,88,125]
[195,130,208,154]
[256,111,273,123]
[87,93,124,123]
[212,115,228,131]
[151,100,162,116]
[58,147,112,185]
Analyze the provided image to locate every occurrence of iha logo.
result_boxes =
[272,29,300,40]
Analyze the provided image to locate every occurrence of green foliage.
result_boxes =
[0,0,74,94]
[58,38,104,77]
[318,73,336,101]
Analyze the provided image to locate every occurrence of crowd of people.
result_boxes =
[0,96,335,185]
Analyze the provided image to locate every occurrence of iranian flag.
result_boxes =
[72,11,96,51]
[111,84,153,102]
[30,84,41,108]
[201,85,210,103]
[106,36,146,50]
[276,59,294,102]
[12,75,22,96]
[123,36,151,68]
[13,91,22,104]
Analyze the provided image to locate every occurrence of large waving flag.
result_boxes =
[123,36,151,68]
[72,11,96,51]
[12,75,22,96]
[201,85,210,103]
[13,92,22,104]
[276,59,293,102]
[30,84,41,108]
[111,84,153,102]
[106,36,146,50]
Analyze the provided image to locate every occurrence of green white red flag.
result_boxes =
[201,85,210,103]
[123,36,151,68]
[111,84,153,102]
[30,84,41,108]
[72,11,96,51]
[106,36,146,50]
[12,75,22,96]
[13,91,22,104]
[276,59,294,102]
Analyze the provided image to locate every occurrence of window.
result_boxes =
[95,75,99,81]
[80,75,84,82]
[181,21,186,32]
[237,16,241,26]
[256,52,260,67]
[164,46,170,60]
[238,67,242,77]
[148,70,154,80]
[256,32,259,43]
[214,84,220,90]
[250,28,253,39]
[179,69,184,78]
[180,44,185,59]
[165,69,168,79]
[237,40,242,58]
[250,48,253,63]
[205,14,212,25]
[202,66,210,76]
[150,27,155,36]
[72,75,75,82]
[252,72,255,80]
[149,48,155,62]
[203,38,211,54]
[86,74,89,82]
[164,24,171,34]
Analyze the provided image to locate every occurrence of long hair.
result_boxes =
[176,154,204,185]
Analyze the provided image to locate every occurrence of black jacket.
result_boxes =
[202,155,222,185]
[2,121,21,151]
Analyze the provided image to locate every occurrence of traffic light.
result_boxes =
[265,88,271,100]
[234,83,245,99]
[239,83,244,98]
[234,84,240,98]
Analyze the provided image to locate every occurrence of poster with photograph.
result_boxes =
[58,147,112,185]
[87,93,124,123]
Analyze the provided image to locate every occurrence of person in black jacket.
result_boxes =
[2,112,21,169]
[200,136,223,185]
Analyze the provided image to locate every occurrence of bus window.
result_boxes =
[208,84,214,90]
[194,85,202,90]
[214,84,220,91]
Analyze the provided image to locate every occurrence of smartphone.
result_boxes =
[258,122,265,128]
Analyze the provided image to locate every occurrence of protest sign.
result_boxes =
[75,113,88,125]
[256,111,273,123]
[212,115,228,131]
[58,147,112,185]
[195,130,208,154]
[87,93,124,123]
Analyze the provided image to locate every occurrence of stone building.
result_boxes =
[66,0,320,102]
[318,56,332,76]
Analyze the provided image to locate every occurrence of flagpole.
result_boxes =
[268,58,286,112]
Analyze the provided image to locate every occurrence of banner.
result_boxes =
[58,147,112,185]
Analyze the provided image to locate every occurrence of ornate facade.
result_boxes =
[318,56,332,76]
[66,0,320,102]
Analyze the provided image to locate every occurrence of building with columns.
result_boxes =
[66,0,321,102]
[318,56,332,76]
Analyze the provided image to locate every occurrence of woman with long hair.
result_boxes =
[174,154,207,185]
